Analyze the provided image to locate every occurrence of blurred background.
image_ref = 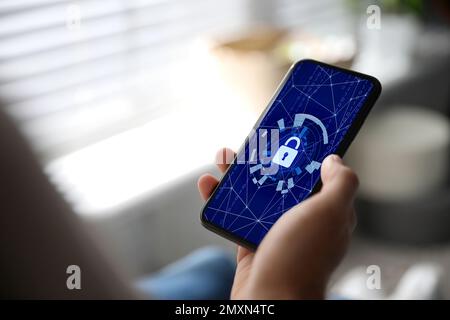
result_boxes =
[1,0,449,297]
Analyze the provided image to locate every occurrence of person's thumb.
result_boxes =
[320,154,359,206]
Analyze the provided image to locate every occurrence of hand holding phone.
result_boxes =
[201,59,381,249]
[198,151,359,299]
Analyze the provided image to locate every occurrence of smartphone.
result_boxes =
[201,59,381,250]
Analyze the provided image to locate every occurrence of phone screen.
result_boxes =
[201,59,381,248]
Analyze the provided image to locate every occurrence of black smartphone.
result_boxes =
[201,59,381,250]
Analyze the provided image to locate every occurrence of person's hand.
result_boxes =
[198,148,358,299]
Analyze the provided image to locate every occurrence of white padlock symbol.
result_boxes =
[272,136,301,168]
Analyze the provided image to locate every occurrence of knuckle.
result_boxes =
[339,167,359,188]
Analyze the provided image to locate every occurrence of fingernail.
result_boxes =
[329,154,342,163]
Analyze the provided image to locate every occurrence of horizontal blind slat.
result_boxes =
[0,0,171,37]
[0,0,347,161]
[5,47,185,121]
[0,14,230,102]
[0,0,213,60]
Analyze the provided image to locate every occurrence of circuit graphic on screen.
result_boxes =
[203,60,374,246]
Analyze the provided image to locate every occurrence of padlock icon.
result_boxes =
[272,136,301,168]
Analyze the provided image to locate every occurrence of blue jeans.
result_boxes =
[136,247,236,300]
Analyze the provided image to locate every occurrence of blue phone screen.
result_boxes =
[203,60,375,247]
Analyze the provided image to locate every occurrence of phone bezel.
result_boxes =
[200,59,382,251]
